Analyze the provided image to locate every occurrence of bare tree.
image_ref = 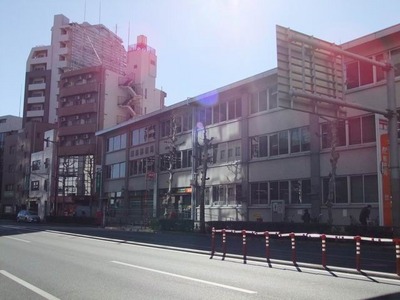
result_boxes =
[163,114,181,218]
[325,119,340,225]
[196,127,213,233]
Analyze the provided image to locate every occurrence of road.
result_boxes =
[1,223,400,299]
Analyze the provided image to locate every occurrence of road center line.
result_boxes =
[4,236,31,243]
[0,270,60,300]
[111,260,257,294]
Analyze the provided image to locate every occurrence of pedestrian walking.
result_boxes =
[359,205,371,226]
[302,209,311,224]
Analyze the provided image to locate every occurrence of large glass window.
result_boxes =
[107,133,127,152]
[106,162,126,179]
[132,125,155,145]
[250,182,268,204]
[350,174,378,203]
[268,86,278,109]
[321,121,346,149]
[213,184,241,206]
[323,176,348,203]
[269,134,279,156]
[349,115,375,145]
[291,179,311,204]
[279,131,289,155]
[346,60,373,89]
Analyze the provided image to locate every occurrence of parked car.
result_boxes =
[16,210,41,223]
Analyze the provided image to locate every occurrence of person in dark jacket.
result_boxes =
[302,209,311,224]
[359,205,371,226]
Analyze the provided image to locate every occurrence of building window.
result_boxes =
[350,174,378,203]
[181,149,193,168]
[161,120,171,137]
[255,136,268,157]
[107,133,127,152]
[346,60,373,89]
[132,125,155,146]
[251,181,289,205]
[321,121,346,149]
[32,160,41,171]
[349,115,376,145]
[219,102,227,122]
[278,131,289,155]
[290,127,310,153]
[212,184,241,206]
[129,159,147,175]
[322,176,348,203]
[227,98,242,120]
[214,141,240,163]
[269,86,278,109]
[31,181,40,191]
[106,162,126,179]
[183,113,193,130]
[197,107,212,126]
[250,86,278,114]
[5,184,13,191]
[291,179,311,204]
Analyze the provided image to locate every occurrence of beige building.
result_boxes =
[18,14,166,217]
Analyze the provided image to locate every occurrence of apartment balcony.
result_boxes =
[27,96,45,104]
[57,60,68,69]
[59,82,99,98]
[58,47,69,55]
[58,123,97,136]
[58,33,70,42]
[58,103,97,117]
[28,83,46,91]
[26,110,44,117]
[29,56,48,65]
[58,143,95,157]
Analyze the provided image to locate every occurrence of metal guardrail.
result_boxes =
[210,228,400,276]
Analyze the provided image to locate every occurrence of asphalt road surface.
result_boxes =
[1,223,400,299]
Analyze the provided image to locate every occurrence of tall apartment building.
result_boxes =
[21,15,166,217]
[97,23,400,226]
[23,14,127,126]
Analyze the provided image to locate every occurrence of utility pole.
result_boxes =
[45,137,58,216]
[198,128,212,233]
[386,63,400,230]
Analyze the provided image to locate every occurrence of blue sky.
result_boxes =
[1,0,400,117]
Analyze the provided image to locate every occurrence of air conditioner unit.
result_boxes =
[87,74,92,79]
[75,115,80,120]
[83,134,89,139]
[60,117,66,122]
[78,75,83,80]
[74,135,79,140]
[76,95,81,100]
[85,93,91,99]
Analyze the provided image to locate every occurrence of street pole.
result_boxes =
[386,64,400,231]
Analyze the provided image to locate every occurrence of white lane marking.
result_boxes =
[0,270,60,300]
[111,260,257,294]
[4,236,31,243]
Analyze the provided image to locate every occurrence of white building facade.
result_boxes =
[97,24,400,226]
